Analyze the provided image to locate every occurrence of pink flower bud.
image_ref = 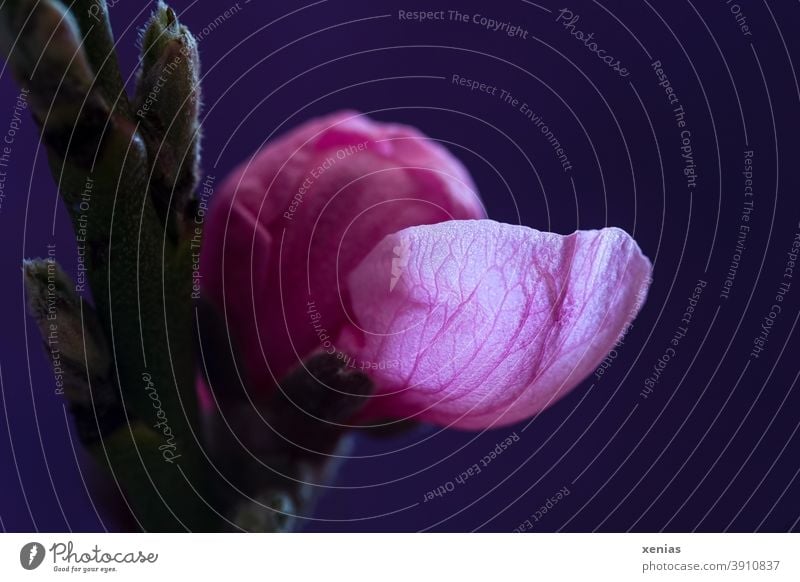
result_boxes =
[200,111,485,393]
[201,112,652,430]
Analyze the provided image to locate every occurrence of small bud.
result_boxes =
[23,258,121,442]
[0,0,113,169]
[0,0,96,114]
[68,0,133,117]
[134,2,202,227]
[23,258,110,379]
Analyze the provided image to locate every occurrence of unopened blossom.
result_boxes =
[201,111,651,429]
[200,110,484,392]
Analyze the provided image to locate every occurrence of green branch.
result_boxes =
[4,0,381,532]
[3,0,211,531]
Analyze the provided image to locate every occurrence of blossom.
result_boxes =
[200,111,485,392]
[201,111,651,429]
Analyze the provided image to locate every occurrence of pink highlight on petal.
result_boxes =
[338,220,652,429]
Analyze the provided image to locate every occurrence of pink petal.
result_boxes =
[337,220,651,429]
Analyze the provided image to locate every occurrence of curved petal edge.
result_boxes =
[337,219,652,429]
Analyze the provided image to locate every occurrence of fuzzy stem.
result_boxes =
[68,0,132,119]
[2,0,214,531]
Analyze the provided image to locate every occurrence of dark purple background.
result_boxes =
[1,0,799,532]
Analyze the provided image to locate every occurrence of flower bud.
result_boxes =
[135,2,202,225]
[0,0,99,131]
[23,258,118,441]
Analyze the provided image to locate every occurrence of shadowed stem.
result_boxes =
[197,298,376,531]
[5,0,381,532]
[3,0,209,531]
